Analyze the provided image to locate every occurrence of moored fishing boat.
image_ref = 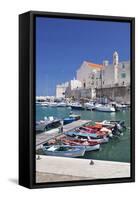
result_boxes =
[95,120,126,130]
[72,135,109,144]
[110,102,129,111]
[42,145,86,157]
[36,116,62,132]
[95,120,126,136]
[57,102,67,107]
[84,126,113,137]
[49,102,58,107]
[63,117,76,125]
[70,102,84,110]
[65,131,100,139]
[69,114,81,120]
[84,101,95,110]
[76,127,108,137]
[95,104,116,112]
[63,114,80,125]
[40,102,49,107]
[61,138,100,151]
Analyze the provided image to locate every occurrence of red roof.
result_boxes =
[85,61,103,70]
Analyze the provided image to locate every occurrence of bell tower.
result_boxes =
[113,51,119,85]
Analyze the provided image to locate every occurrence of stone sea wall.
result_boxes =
[96,86,130,104]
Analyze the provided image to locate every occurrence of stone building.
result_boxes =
[56,82,69,98]
[102,52,130,88]
[76,61,102,89]
[77,52,130,89]
[64,78,82,98]
[56,51,130,102]
[56,79,82,98]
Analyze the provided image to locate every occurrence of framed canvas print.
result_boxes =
[19,11,135,189]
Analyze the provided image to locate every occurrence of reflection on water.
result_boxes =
[36,106,130,162]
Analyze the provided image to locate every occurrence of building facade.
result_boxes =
[102,52,130,88]
[65,79,82,98]
[76,61,102,89]
[77,52,130,89]
[56,82,69,98]
[56,52,130,102]
[56,79,82,98]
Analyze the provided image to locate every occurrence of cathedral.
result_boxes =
[76,51,130,89]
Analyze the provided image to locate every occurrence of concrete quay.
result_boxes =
[36,155,130,183]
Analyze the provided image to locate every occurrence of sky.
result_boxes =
[36,17,130,96]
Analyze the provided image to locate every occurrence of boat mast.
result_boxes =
[100,68,103,103]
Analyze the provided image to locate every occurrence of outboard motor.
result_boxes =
[112,123,118,136]
[112,123,121,136]
[119,120,126,130]
[117,123,123,133]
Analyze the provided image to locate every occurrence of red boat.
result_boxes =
[76,126,108,137]
[62,138,99,146]
[61,138,101,151]
[85,125,112,136]
[87,124,103,129]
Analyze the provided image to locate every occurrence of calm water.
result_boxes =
[36,105,130,163]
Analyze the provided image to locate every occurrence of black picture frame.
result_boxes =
[19,10,135,189]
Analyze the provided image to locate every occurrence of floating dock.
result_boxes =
[36,155,130,183]
[36,120,91,149]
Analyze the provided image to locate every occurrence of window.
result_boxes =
[91,74,95,79]
[122,63,125,69]
[91,82,94,85]
[121,73,126,78]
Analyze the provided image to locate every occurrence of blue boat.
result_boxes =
[63,117,76,125]
[65,131,101,139]
[42,145,86,157]
[64,133,109,143]
[63,114,80,125]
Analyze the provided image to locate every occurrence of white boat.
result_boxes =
[95,120,126,133]
[36,116,62,132]
[115,103,128,111]
[95,120,116,127]
[95,104,115,112]
[42,145,86,157]
[57,102,67,107]
[85,144,100,151]
[36,101,42,105]
[66,103,73,107]
[49,102,58,107]
[70,102,84,110]
[40,102,49,107]
[84,101,95,110]
[109,101,129,111]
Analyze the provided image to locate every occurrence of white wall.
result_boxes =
[70,79,82,90]
[0,0,137,199]
[118,62,130,86]
[77,61,101,88]
[56,86,66,98]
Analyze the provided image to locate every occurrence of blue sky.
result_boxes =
[36,17,130,96]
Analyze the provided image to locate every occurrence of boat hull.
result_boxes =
[71,106,84,110]
[65,131,103,139]
[42,145,85,157]
[85,144,100,151]
[63,118,76,125]
[95,105,115,112]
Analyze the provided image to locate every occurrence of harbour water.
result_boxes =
[36,105,130,163]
